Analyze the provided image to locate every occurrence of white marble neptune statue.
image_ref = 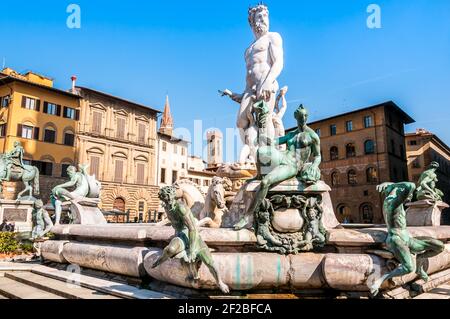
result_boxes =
[220,3,285,164]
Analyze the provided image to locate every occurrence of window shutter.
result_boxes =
[90,156,100,178]
[136,163,145,184]
[35,100,41,112]
[43,102,48,113]
[92,112,102,134]
[114,160,123,183]
[138,124,146,144]
[63,106,67,118]
[75,109,80,121]
[56,105,62,116]
[117,118,125,139]
[17,124,22,137]
[21,96,26,108]
[33,127,40,140]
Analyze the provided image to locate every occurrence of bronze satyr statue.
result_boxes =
[416,161,444,202]
[152,186,230,294]
[369,182,445,296]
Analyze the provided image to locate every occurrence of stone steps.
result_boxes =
[0,262,175,299]
[4,271,120,299]
[30,266,174,299]
[414,283,450,299]
[0,276,64,299]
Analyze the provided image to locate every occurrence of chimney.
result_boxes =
[71,75,77,93]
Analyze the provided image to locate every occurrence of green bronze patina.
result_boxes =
[369,182,445,296]
[255,194,327,254]
[152,186,230,294]
[0,141,40,199]
[31,199,54,240]
[416,161,444,202]
[234,102,321,230]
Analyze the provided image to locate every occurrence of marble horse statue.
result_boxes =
[198,177,234,228]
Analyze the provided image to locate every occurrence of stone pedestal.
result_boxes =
[0,199,33,232]
[406,200,449,227]
[224,179,340,230]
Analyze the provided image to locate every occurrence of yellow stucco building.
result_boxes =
[0,68,81,200]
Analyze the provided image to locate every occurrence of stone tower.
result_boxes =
[159,95,173,135]
[207,130,223,168]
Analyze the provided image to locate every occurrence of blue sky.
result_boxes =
[1,0,449,160]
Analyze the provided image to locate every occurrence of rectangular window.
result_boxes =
[409,140,418,146]
[160,168,166,183]
[315,128,321,137]
[172,170,178,184]
[20,125,34,139]
[61,164,71,178]
[174,145,177,154]
[162,142,167,152]
[64,133,75,146]
[33,161,53,176]
[22,96,40,111]
[181,163,185,169]
[116,117,126,139]
[114,160,124,183]
[44,129,56,143]
[90,156,100,178]
[63,106,79,120]
[346,121,353,132]
[41,162,53,176]
[1,95,10,108]
[330,125,337,136]
[43,102,60,115]
[0,124,6,137]
[92,111,103,134]
[364,116,373,128]
[138,123,146,144]
[181,147,185,156]
[136,163,145,185]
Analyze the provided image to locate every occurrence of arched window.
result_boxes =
[331,172,339,186]
[337,204,351,223]
[43,126,56,143]
[366,167,378,183]
[360,203,374,224]
[137,200,146,222]
[113,197,126,212]
[364,140,375,154]
[330,146,339,161]
[63,128,75,146]
[346,143,356,158]
[348,169,357,185]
